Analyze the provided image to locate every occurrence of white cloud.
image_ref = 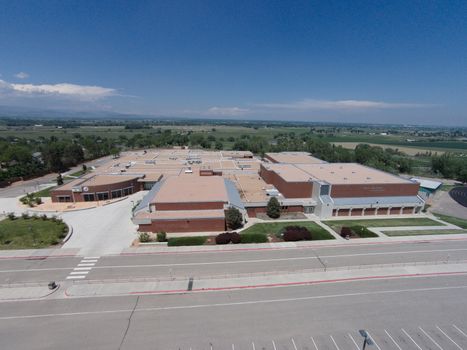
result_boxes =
[207,106,250,116]
[0,79,116,100]
[256,98,431,111]
[14,72,29,79]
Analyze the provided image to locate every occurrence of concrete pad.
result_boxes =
[0,285,56,300]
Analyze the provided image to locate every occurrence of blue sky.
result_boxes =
[0,0,466,126]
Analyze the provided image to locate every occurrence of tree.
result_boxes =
[266,197,281,219]
[56,174,64,186]
[225,207,243,229]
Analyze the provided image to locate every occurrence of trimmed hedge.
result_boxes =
[282,226,312,241]
[240,233,268,244]
[215,232,241,245]
[167,236,207,246]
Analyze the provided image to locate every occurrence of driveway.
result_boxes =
[62,191,146,256]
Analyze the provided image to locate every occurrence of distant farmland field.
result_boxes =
[332,142,455,155]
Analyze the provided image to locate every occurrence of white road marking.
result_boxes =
[81,260,98,263]
[436,325,462,350]
[419,326,444,350]
[402,328,423,350]
[366,331,382,350]
[271,340,277,350]
[310,336,319,350]
[291,337,298,350]
[348,333,360,350]
[384,329,402,350]
[453,324,467,338]
[73,267,92,271]
[66,275,86,280]
[231,344,235,350]
[330,335,341,350]
[77,263,95,267]
[3,285,467,320]
[251,341,256,350]
[69,271,89,275]
[84,257,100,260]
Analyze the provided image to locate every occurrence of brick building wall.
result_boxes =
[330,183,419,198]
[154,202,225,211]
[260,164,313,198]
[138,218,226,233]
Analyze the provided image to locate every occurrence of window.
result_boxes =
[320,184,330,196]
[111,189,122,199]
[123,187,133,196]
[83,194,95,202]
[97,192,109,201]
[58,196,71,203]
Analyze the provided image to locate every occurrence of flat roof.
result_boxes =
[56,174,141,190]
[262,163,312,182]
[227,173,272,203]
[152,175,229,203]
[296,163,413,185]
[265,152,325,164]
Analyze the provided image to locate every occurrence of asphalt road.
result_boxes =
[1,240,467,284]
[1,274,467,349]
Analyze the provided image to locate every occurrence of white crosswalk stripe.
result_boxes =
[66,256,100,280]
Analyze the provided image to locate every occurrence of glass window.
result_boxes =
[123,187,133,196]
[58,196,71,203]
[83,194,95,201]
[97,192,109,201]
[111,189,122,199]
[320,185,330,196]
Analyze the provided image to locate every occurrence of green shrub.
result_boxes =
[21,212,30,220]
[266,197,281,219]
[7,213,15,220]
[41,214,48,220]
[34,197,42,205]
[167,236,206,246]
[157,231,167,242]
[225,207,243,229]
[240,233,268,243]
[139,232,151,243]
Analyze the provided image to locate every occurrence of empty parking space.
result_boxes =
[174,325,467,350]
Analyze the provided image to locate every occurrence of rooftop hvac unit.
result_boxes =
[265,188,279,197]
[71,186,82,193]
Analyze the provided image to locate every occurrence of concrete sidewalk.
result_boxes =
[121,233,467,255]
[65,261,467,298]
[0,248,79,260]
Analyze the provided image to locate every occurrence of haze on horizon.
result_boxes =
[0,1,466,126]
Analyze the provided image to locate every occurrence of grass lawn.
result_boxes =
[0,218,68,249]
[241,221,335,240]
[323,217,442,232]
[383,229,467,237]
[33,185,55,197]
[432,213,467,229]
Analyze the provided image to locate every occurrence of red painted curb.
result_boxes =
[114,270,467,295]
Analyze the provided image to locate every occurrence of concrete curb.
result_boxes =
[62,224,73,244]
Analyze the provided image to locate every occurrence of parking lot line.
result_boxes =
[453,324,467,338]
[310,336,319,350]
[419,326,444,350]
[251,341,255,350]
[348,333,360,350]
[329,335,341,350]
[384,330,402,350]
[402,328,423,350]
[436,325,462,350]
[366,331,382,350]
[291,337,298,350]
[271,340,277,350]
